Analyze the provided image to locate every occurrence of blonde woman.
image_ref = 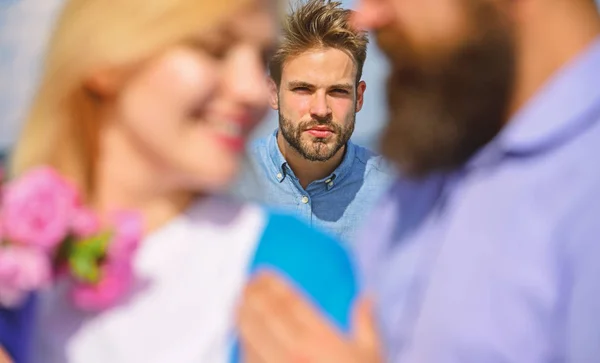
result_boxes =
[0,0,358,362]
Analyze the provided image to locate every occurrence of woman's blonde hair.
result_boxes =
[10,0,253,198]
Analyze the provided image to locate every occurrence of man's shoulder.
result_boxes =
[243,135,277,176]
[350,142,397,178]
[505,115,600,212]
[247,135,271,157]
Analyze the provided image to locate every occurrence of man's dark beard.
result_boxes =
[279,112,355,162]
[378,2,516,178]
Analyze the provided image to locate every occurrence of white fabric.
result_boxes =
[32,197,265,363]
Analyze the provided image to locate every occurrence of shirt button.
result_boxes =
[325,178,332,184]
[301,196,309,204]
[328,182,334,188]
[276,173,283,180]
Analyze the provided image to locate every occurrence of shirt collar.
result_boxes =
[468,36,600,169]
[266,129,358,186]
[266,129,289,182]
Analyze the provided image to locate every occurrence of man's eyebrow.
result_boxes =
[287,81,315,89]
[329,83,354,90]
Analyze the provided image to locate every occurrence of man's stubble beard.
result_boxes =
[378,1,516,178]
[278,107,356,162]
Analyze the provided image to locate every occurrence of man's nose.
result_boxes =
[309,93,331,120]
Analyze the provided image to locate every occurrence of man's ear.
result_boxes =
[267,77,279,110]
[355,80,367,112]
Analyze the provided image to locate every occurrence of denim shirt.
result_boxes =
[235,130,395,244]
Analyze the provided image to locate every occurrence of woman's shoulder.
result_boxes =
[185,196,265,222]
[162,196,268,239]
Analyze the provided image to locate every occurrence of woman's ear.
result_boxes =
[83,68,127,98]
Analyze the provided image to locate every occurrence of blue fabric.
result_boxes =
[231,210,358,362]
[0,294,36,363]
[234,130,394,244]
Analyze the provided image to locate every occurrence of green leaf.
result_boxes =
[69,253,100,283]
[72,231,112,259]
[67,231,113,284]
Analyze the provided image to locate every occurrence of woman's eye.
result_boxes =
[187,38,230,60]
[204,43,229,59]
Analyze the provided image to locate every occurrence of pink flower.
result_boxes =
[69,210,142,311]
[107,211,143,263]
[2,167,79,251]
[70,262,133,311]
[71,206,101,238]
[0,246,52,308]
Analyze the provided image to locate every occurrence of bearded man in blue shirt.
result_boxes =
[237,0,394,243]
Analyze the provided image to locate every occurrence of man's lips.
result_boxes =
[305,125,334,138]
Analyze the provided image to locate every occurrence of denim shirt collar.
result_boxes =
[266,129,357,189]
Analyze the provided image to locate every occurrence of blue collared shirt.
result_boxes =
[356,37,600,363]
[236,130,394,243]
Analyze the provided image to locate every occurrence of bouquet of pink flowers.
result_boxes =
[0,166,142,311]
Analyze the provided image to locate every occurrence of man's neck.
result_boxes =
[277,132,346,189]
[508,0,600,118]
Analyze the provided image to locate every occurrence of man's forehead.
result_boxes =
[285,79,355,89]
[281,48,358,85]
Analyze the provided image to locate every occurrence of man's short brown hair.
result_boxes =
[269,0,369,86]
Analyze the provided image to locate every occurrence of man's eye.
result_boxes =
[331,89,349,95]
[293,87,310,92]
